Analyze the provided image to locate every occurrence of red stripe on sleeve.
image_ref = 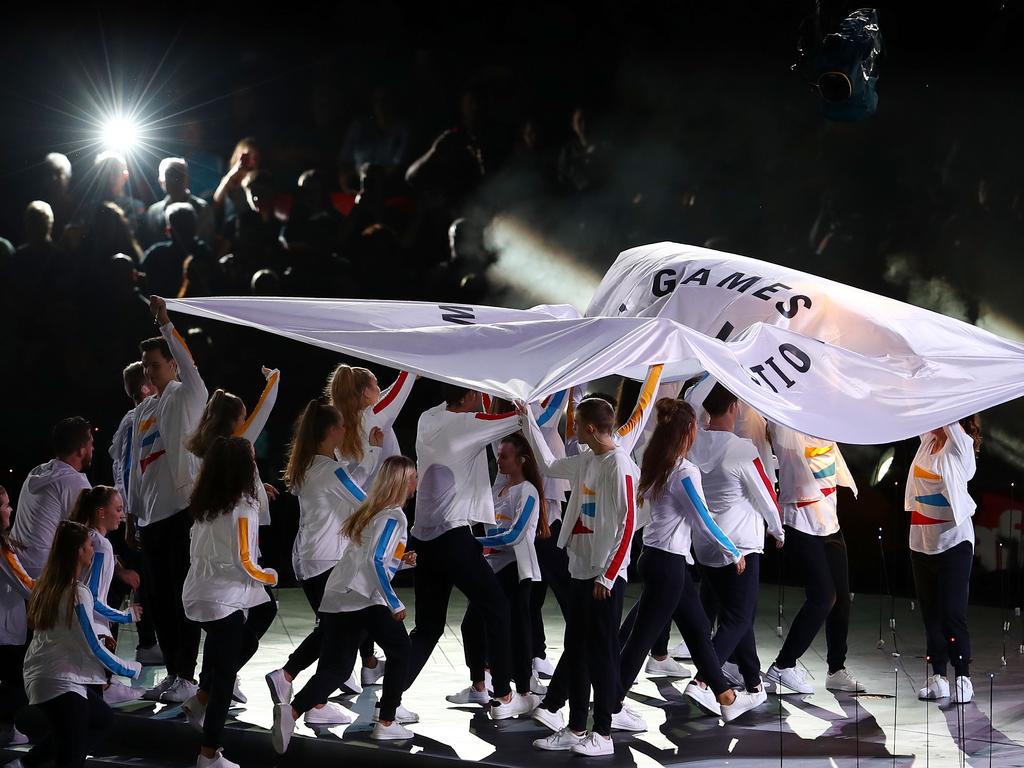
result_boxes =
[604,475,636,581]
[753,457,781,511]
[474,412,517,421]
[373,371,409,415]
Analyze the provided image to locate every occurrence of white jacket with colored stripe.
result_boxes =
[320,507,408,615]
[183,497,277,623]
[23,584,141,694]
[83,530,133,636]
[480,480,542,581]
[340,371,416,488]
[291,455,367,580]
[906,424,977,554]
[0,544,34,645]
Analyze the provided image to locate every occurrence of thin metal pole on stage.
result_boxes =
[877,527,900,656]
[855,689,861,767]
[892,666,898,768]
[925,656,930,768]
[777,545,784,638]
[1000,542,1009,666]
[989,673,995,768]
[274,588,295,646]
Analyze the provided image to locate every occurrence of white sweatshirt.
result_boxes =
[907,424,977,555]
[769,423,858,536]
[83,530,133,637]
[339,371,415,488]
[641,459,741,565]
[688,429,784,566]
[480,480,542,581]
[321,507,409,615]
[9,459,92,578]
[183,497,277,623]
[23,584,141,704]
[0,545,34,645]
[412,405,522,541]
[129,323,208,526]
[109,408,134,501]
[291,455,367,580]
[524,409,638,589]
[233,368,280,527]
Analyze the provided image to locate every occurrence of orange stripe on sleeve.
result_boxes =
[236,370,280,436]
[237,518,276,585]
[616,364,664,438]
[171,328,195,361]
[3,547,34,591]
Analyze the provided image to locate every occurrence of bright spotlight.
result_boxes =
[872,447,895,486]
[100,115,140,153]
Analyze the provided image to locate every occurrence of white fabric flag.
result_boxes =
[166,296,1024,445]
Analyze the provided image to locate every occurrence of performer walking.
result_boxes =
[0,485,33,747]
[908,417,981,704]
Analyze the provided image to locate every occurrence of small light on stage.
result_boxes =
[100,115,140,153]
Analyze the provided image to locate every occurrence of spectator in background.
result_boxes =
[84,202,144,279]
[142,203,213,298]
[40,152,74,239]
[176,120,223,199]
[338,86,413,195]
[142,158,214,249]
[557,107,609,194]
[92,151,146,235]
[225,170,284,274]
[213,137,261,224]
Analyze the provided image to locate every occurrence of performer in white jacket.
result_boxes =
[181,436,279,768]
[907,417,981,704]
[129,296,209,703]
[273,456,419,751]
[766,422,863,695]
[0,486,33,746]
[22,520,141,768]
[688,384,783,698]
[448,433,547,705]
[264,400,365,727]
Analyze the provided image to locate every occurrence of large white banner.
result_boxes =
[166,296,1024,445]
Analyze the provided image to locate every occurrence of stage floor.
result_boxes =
[5,583,1024,767]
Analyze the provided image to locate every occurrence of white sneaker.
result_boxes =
[765,664,814,695]
[373,703,419,724]
[489,692,540,720]
[951,676,974,704]
[722,686,767,722]
[530,671,548,695]
[670,639,691,659]
[340,670,363,695]
[143,674,176,701]
[531,703,566,731]
[265,669,292,706]
[361,658,386,686]
[533,727,586,751]
[571,731,614,756]
[825,668,866,693]
[103,679,144,704]
[918,674,950,700]
[271,703,295,754]
[721,661,743,686]
[136,644,164,665]
[161,677,199,703]
[371,721,415,740]
[183,695,206,733]
[305,701,356,725]
[611,704,647,732]
[446,686,490,705]
[684,681,722,716]
[645,655,691,679]
[231,675,247,704]
[196,748,239,768]
[533,656,556,677]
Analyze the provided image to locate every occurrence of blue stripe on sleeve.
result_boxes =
[682,476,740,559]
[478,495,536,547]
[373,519,402,611]
[75,603,136,678]
[537,390,568,427]
[334,467,367,502]
[812,462,837,479]
[88,552,131,624]
[122,432,132,497]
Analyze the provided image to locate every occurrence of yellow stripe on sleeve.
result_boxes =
[236,370,280,437]
[3,547,34,590]
[616,364,664,438]
[237,517,276,585]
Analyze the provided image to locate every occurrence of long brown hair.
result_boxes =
[499,432,550,539]
[638,399,698,504]
[190,436,257,522]
[342,456,416,545]
[187,389,245,458]
[0,485,14,551]
[959,414,982,455]
[326,364,375,464]
[28,520,90,631]
[283,399,344,489]
[69,486,119,528]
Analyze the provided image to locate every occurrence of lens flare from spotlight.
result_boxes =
[872,447,895,485]
[101,116,140,152]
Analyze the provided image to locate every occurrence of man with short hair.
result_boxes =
[93,151,145,233]
[142,157,213,248]
[141,203,211,298]
[129,296,208,702]
[9,418,94,578]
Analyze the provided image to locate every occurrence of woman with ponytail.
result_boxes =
[22,520,141,767]
[447,432,549,706]
[612,398,764,732]
[908,414,982,704]
[272,456,419,751]
[264,400,366,727]
[68,486,143,705]
[1,486,33,746]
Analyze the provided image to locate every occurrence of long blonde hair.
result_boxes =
[28,520,90,631]
[326,364,374,464]
[283,400,344,490]
[342,456,415,545]
[187,389,245,458]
